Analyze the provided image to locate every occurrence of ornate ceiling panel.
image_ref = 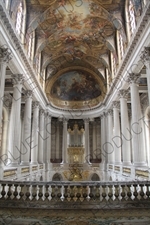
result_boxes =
[26,0,125,109]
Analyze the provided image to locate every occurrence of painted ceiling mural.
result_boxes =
[20,0,126,108]
[51,70,101,101]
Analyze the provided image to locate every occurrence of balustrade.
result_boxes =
[0,181,149,203]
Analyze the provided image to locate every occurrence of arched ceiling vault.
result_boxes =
[26,0,125,109]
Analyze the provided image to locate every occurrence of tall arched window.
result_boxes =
[119,33,125,59]
[15,2,23,35]
[112,54,117,76]
[27,32,34,60]
[129,0,136,35]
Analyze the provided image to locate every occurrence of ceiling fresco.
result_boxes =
[25,0,126,109]
[51,70,101,101]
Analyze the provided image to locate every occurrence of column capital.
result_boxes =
[84,118,90,123]
[32,101,40,109]
[24,90,33,99]
[107,109,113,116]
[119,89,128,98]
[11,74,24,85]
[140,47,150,64]
[63,118,68,123]
[46,111,52,119]
[0,46,12,63]
[112,101,120,109]
[127,73,140,84]
[39,109,45,115]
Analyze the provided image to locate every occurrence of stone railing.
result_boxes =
[0,181,150,209]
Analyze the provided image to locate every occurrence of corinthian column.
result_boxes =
[128,73,147,166]
[140,47,150,105]
[9,74,23,166]
[112,101,122,165]
[21,90,32,166]
[38,109,45,163]
[0,47,12,128]
[30,101,40,165]
[119,89,131,165]
[107,110,114,164]
[45,112,51,167]
[61,119,68,164]
[84,118,90,163]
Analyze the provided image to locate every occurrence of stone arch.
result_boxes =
[52,173,63,181]
[90,173,100,181]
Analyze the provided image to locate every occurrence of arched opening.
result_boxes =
[52,173,63,181]
[91,173,100,181]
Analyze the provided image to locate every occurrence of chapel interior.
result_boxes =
[0,0,150,224]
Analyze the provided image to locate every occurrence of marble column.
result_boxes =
[38,109,45,163]
[107,110,114,164]
[119,89,131,165]
[45,112,51,167]
[128,73,147,166]
[20,90,32,166]
[100,113,106,168]
[141,47,150,105]
[56,120,60,160]
[62,119,68,164]
[84,118,90,163]
[0,47,12,128]
[112,101,122,165]
[30,101,40,165]
[92,121,96,160]
[9,74,23,166]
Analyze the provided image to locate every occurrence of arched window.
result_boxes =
[15,2,23,35]
[27,32,34,60]
[112,54,117,76]
[128,0,136,35]
[119,33,125,59]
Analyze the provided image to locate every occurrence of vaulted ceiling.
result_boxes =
[25,0,126,109]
